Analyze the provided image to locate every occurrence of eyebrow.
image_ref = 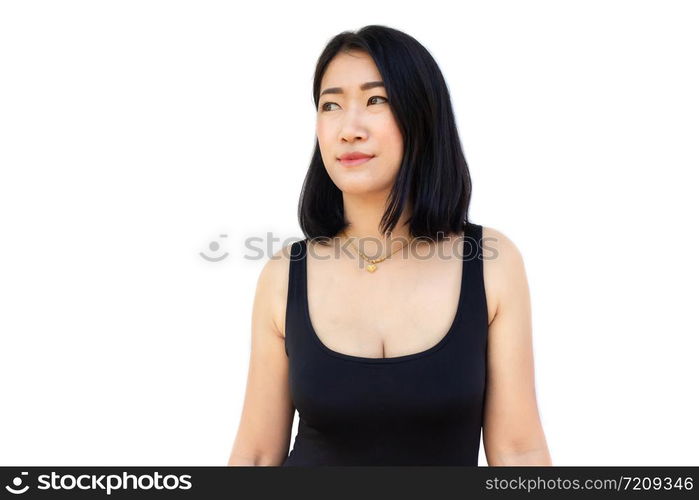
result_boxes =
[320,81,385,96]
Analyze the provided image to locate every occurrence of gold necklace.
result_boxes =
[341,230,411,273]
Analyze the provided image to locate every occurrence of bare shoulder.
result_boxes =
[481,225,529,325]
[253,240,298,341]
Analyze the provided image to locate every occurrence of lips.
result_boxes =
[338,152,375,167]
[339,152,372,161]
[339,155,374,167]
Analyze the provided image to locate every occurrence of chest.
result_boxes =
[306,248,464,359]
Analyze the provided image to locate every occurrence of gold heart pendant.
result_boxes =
[367,264,377,273]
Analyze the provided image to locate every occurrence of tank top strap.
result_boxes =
[285,238,308,357]
[461,221,488,332]
[462,220,483,262]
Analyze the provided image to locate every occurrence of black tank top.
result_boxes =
[282,221,488,466]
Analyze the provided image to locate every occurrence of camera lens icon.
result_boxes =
[5,472,29,494]
[200,234,229,262]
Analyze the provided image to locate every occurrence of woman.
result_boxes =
[227,25,551,466]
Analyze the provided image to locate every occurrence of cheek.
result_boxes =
[316,122,334,162]
[377,125,404,178]
[378,121,404,159]
[316,115,336,137]
[315,120,327,142]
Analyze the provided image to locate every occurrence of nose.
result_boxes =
[338,108,368,143]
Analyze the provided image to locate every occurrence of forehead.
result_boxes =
[320,51,382,92]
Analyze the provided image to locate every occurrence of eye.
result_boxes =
[368,95,388,105]
[319,96,389,112]
[320,102,339,112]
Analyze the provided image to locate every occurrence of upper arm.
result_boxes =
[227,245,295,466]
[481,226,551,464]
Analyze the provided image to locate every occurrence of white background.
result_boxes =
[1,0,697,466]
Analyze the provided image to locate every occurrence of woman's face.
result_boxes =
[316,50,404,196]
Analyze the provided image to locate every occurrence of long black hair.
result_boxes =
[299,25,472,244]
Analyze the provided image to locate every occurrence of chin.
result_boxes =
[336,178,393,196]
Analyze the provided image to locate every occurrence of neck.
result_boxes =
[340,191,412,244]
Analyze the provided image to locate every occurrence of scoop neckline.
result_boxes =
[300,229,468,364]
